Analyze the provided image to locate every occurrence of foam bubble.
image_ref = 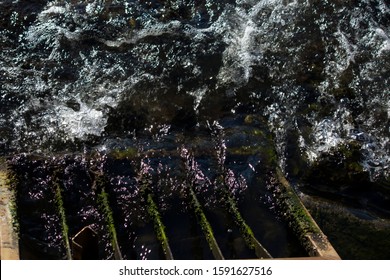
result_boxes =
[55,103,106,140]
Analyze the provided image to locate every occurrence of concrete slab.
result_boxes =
[0,167,19,260]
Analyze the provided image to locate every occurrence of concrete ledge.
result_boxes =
[275,168,341,260]
[0,166,19,260]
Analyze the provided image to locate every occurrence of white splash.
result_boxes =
[55,102,106,140]
[306,107,354,162]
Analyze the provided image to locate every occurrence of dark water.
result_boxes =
[2,0,389,259]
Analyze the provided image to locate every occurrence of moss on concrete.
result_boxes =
[96,175,123,260]
[146,193,173,260]
[223,191,272,258]
[5,170,20,238]
[275,168,340,258]
[188,186,224,260]
[109,147,139,160]
[228,144,277,168]
[52,173,72,260]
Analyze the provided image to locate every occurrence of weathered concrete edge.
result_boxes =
[0,159,19,260]
[147,193,174,260]
[189,187,225,260]
[276,168,341,260]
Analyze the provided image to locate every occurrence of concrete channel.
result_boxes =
[0,157,340,260]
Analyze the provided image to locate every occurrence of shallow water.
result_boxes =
[2,0,389,259]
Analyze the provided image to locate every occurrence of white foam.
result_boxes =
[86,1,104,16]
[375,28,390,54]
[101,20,200,48]
[305,107,354,162]
[55,103,106,140]
[213,6,257,86]
[334,30,358,71]
[41,6,66,15]
[188,87,207,111]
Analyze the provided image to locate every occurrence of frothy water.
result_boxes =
[1,0,389,179]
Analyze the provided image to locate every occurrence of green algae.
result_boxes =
[273,168,341,257]
[136,159,174,260]
[223,191,272,258]
[96,175,123,260]
[52,173,72,260]
[146,193,174,260]
[188,186,224,260]
[109,147,139,160]
[227,144,277,168]
[228,145,263,156]
[5,169,20,239]
[276,168,320,236]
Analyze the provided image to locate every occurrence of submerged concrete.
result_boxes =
[3,153,343,260]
